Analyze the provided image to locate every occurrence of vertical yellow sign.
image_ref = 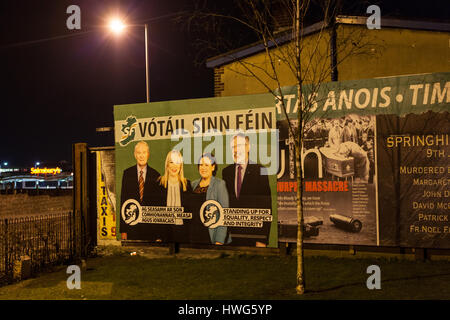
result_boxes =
[97,152,116,240]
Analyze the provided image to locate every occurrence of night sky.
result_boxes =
[0,0,217,167]
[0,0,447,168]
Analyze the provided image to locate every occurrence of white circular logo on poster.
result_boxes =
[121,199,142,226]
[199,200,224,229]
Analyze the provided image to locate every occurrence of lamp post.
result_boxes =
[109,18,150,103]
[144,23,149,104]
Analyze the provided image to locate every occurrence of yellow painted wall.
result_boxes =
[219,30,331,96]
[217,25,450,96]
[338,25,450,81]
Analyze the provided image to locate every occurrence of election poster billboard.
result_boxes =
[114,94,279,248]
[114,72,449,249]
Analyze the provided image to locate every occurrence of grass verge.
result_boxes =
[0,247,449,300]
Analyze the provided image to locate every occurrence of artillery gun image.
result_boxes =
[330,214,362,233]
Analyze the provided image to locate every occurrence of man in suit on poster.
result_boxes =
[120,141,164,241]
[342,119,358,143]
[222,133,272,247]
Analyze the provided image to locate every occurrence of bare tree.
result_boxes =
[184,0,380,294]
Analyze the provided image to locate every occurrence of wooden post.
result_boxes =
[280,242,292,257]
[73,143,89,259]
[349,245,356,255]
[415,248,428,261]
[169,243,180,255]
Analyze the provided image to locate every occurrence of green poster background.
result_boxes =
[275,72,449,120]
[114,93,279,247]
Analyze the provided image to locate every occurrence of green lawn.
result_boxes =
[0,247,449,300]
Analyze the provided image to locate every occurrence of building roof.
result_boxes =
[206,15,450,69]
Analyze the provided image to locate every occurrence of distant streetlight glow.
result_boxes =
[109,18,126,34]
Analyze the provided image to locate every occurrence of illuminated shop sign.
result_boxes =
[30,167,62,175]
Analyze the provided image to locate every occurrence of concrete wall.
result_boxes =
[0,193,72,217]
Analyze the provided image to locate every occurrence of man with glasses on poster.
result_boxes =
[222,133,272,247]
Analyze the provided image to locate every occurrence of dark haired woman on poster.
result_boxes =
[157,150,192,243]
[190,153,231,245]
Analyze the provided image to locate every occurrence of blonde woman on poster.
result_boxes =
[158,150,192,243]
[158,150,192,209]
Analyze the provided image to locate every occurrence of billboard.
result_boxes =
[114,95,278,248]
[114,72,449,249]
[276,72,449,248]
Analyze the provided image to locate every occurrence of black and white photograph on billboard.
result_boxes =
[277,114,378,246]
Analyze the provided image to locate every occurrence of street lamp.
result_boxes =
[108,18,150,103]
[109,18,126,34]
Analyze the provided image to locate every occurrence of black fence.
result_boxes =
[0,212,74,284]
[0,188,73,196]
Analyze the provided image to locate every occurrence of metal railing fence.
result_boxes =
[0,212,74,283]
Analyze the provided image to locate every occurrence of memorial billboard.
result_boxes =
[276,72,449,248]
